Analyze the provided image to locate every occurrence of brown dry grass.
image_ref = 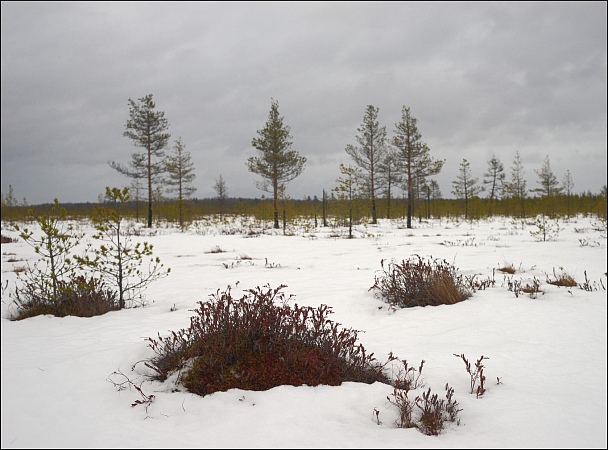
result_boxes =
[547,268,577,287]
[370,256,472,308]
[1,234,19,244]
[497,264,516,274]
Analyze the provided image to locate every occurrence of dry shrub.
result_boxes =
[386,359,425,429]
[1,234,19,244]
[506,277,544,298]
[11,275,119,320]
[578,271,606,292]
[498,265,516,274]
[206,245,226,254]
[369,256,472,308]
[144,284,390,396]
[386,359,462,435]
[453,353,488,397]
[546,268,577,287]
[522,278,543,298]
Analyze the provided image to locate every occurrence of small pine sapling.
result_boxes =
[13,199,84,303]
[530,214,561,242]
[7,199,120,319]
[76,187,170,309]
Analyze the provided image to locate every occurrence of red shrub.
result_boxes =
[146,284,389,396]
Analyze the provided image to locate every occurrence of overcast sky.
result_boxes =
[1,2,606,205]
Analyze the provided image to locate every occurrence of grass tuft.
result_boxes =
[369,255,471,308]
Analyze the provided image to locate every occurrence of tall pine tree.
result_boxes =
[451,158,480,219]
[376,147,402,219]
[333,163,366,238]
[483,155,506,216]
[532,155,562,218]
[532,155,562,197]
[247,99,306,229]
[561,170,574,219]
[110,94,170,228]
[213,175,228,219]
[165,137,197,229]
[392,106,444,228]
[503,151,528,217]
[345,105,387,224]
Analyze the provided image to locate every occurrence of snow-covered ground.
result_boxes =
[2,215,606,448]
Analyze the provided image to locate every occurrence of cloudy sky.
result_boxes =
[1,2,606,205]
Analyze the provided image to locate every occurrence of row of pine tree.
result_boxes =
[2,96,606,229]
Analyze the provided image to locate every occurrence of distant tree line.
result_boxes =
[3,186,606,229]
[2,96,606,228]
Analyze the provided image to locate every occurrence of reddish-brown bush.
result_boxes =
[145,284,390,396]
[386,359,462,435]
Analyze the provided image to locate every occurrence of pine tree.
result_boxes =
[129,176,145,222]
[376,148,402,219]
[247,99,306,229]
[1,184,19,223]
[533,155,562,197]
[1,184,18,207]
[503,151,528,217]
[165,138,197,229]
[13,199,84,303]
[532,155,562,218]
[322,188,329,227]
[451,158,480,219]
[392,106,444,228]
[429,179,442,200]
[77,187,170,309]
[345,105,387,224]
[213,175,228,219]
[561,170,575,219]
[333,164,366,238]
[110,94,170,228]
[427,179,442,219]
[483,155,505,216]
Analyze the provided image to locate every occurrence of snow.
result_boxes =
[1,215,606,448]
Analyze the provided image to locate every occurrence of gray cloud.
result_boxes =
[2,2,606,205]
